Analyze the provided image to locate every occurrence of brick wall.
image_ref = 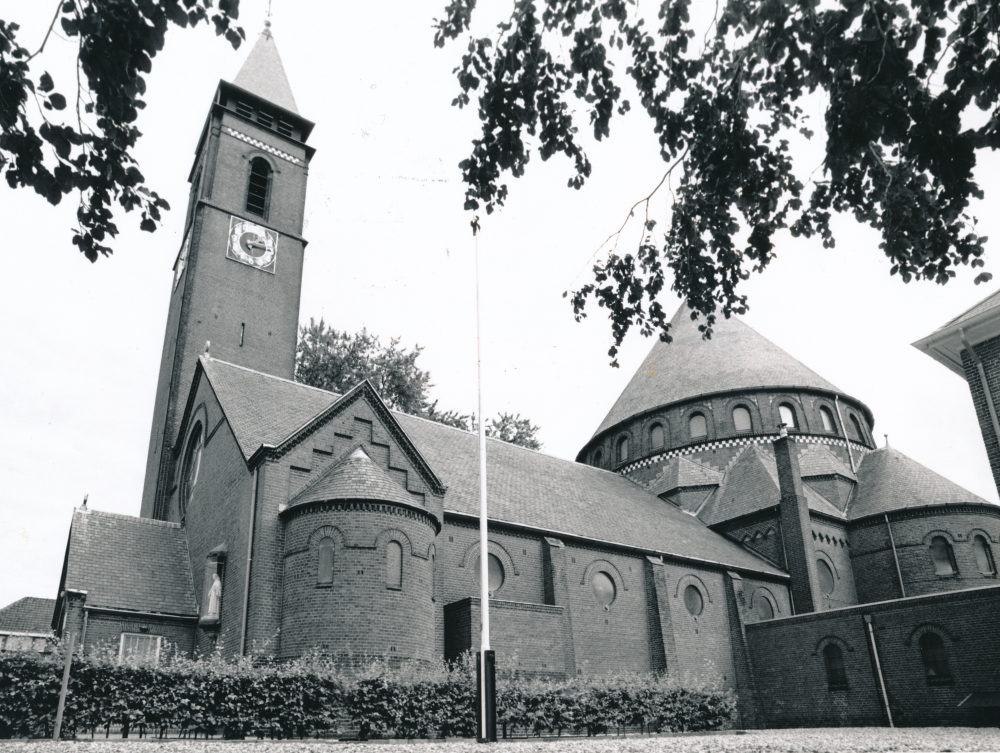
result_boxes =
[810,518,857,609]
[82,612,196,659]
[746,584,1000,727]
[963,334,1000,495]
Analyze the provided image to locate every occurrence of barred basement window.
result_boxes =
[820,406,835,433]
[779,403,797,429]
[920,633,953,685]
[650,423,665,449]
[317,537,334,585]
[245,157,272,217]
[973,535,996,575]
[119,633,161,665]
[386,540,403,589]
[235,100,253,118]
[930,536,957,576]
[689,413,707,440]
[733,406,752,432]
[823,644,848,690]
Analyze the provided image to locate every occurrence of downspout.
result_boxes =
[884,514,906,598]
[961,328,1000,446]
[240,465,259,656]
[864,615,894,727]
[834,396,856,473]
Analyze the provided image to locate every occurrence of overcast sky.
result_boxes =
[2,0,999,611]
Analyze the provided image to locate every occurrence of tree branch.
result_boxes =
[26,0,64,62]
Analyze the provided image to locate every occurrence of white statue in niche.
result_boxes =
[205,574,222,619]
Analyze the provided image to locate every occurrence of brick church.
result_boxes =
[6,27,1000,728]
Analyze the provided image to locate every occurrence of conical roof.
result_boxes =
[593,305,842,436]
[287,447,416,509]
[849,446,993,520]
[232,25,299,114]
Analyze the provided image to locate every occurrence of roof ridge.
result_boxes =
[202,356,342,398]
[77,508,183,529]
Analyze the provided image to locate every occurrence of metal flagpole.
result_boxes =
[475,232,496,743]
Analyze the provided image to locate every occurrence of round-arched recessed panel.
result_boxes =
[474,553,505,594]
[591,571,616,607]
[683,584,704,616]
[817,559,835,594]
[755,595,774,620]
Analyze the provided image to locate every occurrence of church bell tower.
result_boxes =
[140,25,316,519]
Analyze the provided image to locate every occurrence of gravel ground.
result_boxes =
[3,729,1000,753]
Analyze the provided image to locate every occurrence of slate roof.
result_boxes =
[798,444,857,482]
[0,597,55,634]
[62,509,198,616]
[933,288,1000,333]
[848,447,995,520]
[648,456,723,497]
[288,447,418,509]
[232,27,299,113]
[201,356,340,459]
[593,305,843,437]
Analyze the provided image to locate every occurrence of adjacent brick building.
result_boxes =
[4,27,1000,729]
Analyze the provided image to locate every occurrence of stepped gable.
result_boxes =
[699,443,845,526]
[287,447,418,510]
[201,357,340,459]
[593,304,842,437]
[394,414,784,576]
[648,455,723,497]
[60,509,197,616]
[798,444,857,481]
[849,446,995,521]
[231,25,299,113]
[0,597,56,634]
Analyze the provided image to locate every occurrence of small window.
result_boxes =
[245,157,272,217]
[257,109,273,128]
[930,536,957,576]
[823,644,848,690]
[683,584,704,616]
[386,540,403,589]
[732,406,752,432]
[593,449,603,468]
[778,403,797,429]
[180,423,203,519]
[235,100,253,118]
[973,535,996,575]
[650,423,665,449]
[689,413,707,440]
[474,553,505,597]
[920,633,953,685]
[617,436,629,464]
[318,537,334,585]
[817,559,835,595]
[820,406,835,433]
[119,633,161,665]
[755,594,774,621]
[850,415,864,442]
[591,571,616,608]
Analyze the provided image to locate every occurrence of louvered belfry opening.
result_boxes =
[245,157,271,216]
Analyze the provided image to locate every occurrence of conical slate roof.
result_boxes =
[849,446,993,520]
[593,305,842,436]
[287,447,416,509]
[232,26,299,114]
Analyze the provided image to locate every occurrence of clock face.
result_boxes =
[226,216,278,273]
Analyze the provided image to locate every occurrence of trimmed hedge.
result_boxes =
[0,647,734,739]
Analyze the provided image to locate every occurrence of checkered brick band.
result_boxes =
[619,433,871,476]
[226,127,300,165]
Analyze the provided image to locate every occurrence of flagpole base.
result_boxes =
[476,649,497,743]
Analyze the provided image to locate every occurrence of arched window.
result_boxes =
[617,436,629,464]
[386,541,403,589]
[245,157,272,217]
[920,633,953,685]
[820,406,835,433]
[649,423,665,449]
[317,537,334,585]
[732,406,752,432]
[817,559,835,595]
[591,571,616,608]
[930,536,957,576]
[850,414,864,442]
[973,535,996,575]
[755,594,774,621]
[778,403,797,429]
[689,413,707,440]
[593,449,603,468]
[180,423,203,519]
[683,584,704,616]
[823,644,848,690]
[474,553,505,597]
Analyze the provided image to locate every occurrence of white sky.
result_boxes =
[2,0,999,611]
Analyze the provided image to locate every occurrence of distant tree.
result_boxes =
[0,0,244,261]
[295,319,542,448]
[435,0,996,364]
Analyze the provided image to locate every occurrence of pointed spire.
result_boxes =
[232,21,299,114]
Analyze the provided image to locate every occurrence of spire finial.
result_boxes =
[884,434,890,448]
[80,494,88,511]
[204,340,211,358]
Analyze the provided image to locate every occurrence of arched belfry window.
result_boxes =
[778,403,797,429]
[930,536,957,576]
[973,535,996,575]
[820,406,835,433]
[317,537,334,585]
[617,436,629,464]
[689,413,707,440]
[245,157,272,217]
[386,540,403,589]
[180,423,203,519]
[650,423,665,449]
[732,406,752,433]
[823,644,848,690]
